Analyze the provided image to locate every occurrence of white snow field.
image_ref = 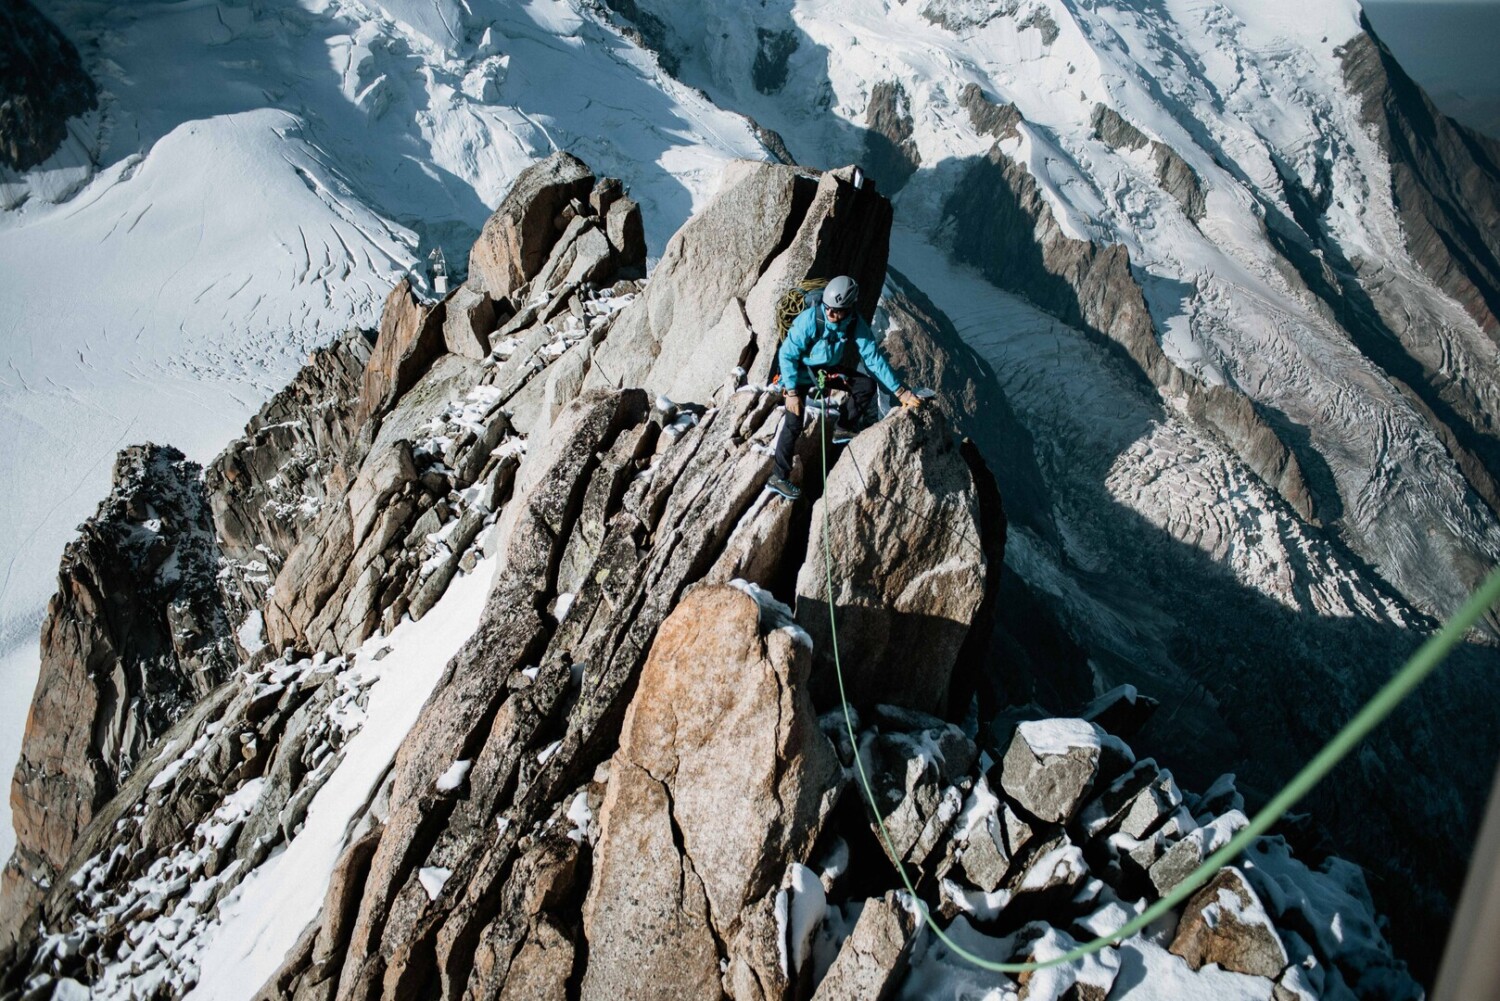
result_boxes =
[0,0,766,865]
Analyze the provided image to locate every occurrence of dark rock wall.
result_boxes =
[863,81,921,193]
[207,327,373,602]
[1333,24,1500,522]
[0,0,96,171]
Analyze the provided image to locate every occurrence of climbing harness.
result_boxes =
[812,372,1500,976]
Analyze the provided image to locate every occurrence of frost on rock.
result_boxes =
[785,862,827,974]
[565,791,593,843]
[418,866,452,901]
[236,609,268,656]
[730,577,813,649]
[999,718,1128,825]
[435,759,472,793]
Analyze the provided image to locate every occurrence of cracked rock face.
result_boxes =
[583,584,841,1000]
[587,159,892,404]
[2,444,235,946]
[467,151,598,300]
[357,279,448,428]
[206,327,373,604]
[796,407,988,715]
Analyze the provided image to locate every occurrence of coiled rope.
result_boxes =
[812,371,1500,976]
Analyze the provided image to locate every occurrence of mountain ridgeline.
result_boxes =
[0,153,1434,1000]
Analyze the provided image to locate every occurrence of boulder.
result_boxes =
[588,160,815,403]
[1149,811,1245,897]
[998,719,1121,825]
[795,407,987,714]
[590,176,623,216]
[810,892,920,1000]
[3,444,235,945]
[564,225,616,288]
[1170,867,1289,979]
[1078,759,1181,841]
[1006,835,1088,903]
[605,196,647,274]
[468,151,596,298]
[442,284,498,359]
[357,278,447,425]
[950,778,1036,893]
[958,817,1011,892]
[582,584,842,998]
[584,161,892,405]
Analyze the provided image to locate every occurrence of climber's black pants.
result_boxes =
[773,367,877,479]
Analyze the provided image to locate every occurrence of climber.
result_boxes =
[765,275,923,501]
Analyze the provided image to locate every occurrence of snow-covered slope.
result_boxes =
[0,0,765,866]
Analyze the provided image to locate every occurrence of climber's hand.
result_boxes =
[898,388,923,409]
[784,391,804,418]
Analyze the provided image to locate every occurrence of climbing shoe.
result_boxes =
[832,422,860,444]
[766,474,801,501]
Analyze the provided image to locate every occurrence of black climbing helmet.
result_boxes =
[824,275,859,312]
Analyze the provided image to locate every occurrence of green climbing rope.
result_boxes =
[812,371,1500,976]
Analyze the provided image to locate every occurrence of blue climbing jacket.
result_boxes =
[778,304,902,394]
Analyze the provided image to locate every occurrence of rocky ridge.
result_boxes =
[570,4,1500,975]
[1,152,1423,1001]
[1,445,236,945]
